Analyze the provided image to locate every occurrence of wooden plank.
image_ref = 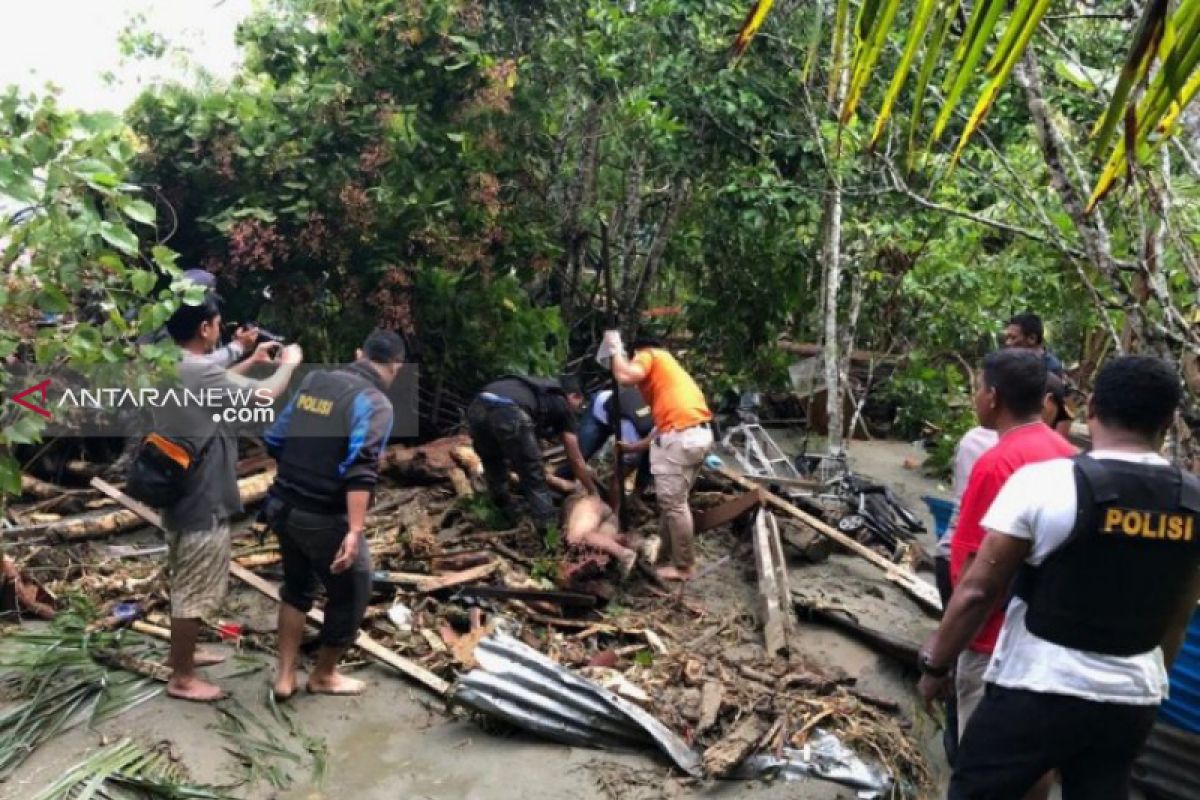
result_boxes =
[716,466,942,614]
[765,512,798,647]
[417,561,498,593]
[89,480,450,696]
[751,509,789,658]
[230,562,449,695]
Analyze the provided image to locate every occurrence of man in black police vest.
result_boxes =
[262,330,406,699]
[917,356,1200,799]
[467,374,599,533]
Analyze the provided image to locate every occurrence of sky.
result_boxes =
[0,0,256,112]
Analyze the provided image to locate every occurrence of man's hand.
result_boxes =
[280,343,304,365]
[330,529,363,574]
[250,341,281,364]
[918,672,953,712]
[602,329,623,351]
[234,325,259,350]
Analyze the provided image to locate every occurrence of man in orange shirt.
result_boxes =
[603,332,713,581]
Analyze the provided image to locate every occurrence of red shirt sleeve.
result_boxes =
[949,453,1003,585]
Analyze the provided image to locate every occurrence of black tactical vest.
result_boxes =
[1016,455,1200,656]
[607,387,654,437]
[492,375,568,439]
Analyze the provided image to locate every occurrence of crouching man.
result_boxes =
[262,330,406,699]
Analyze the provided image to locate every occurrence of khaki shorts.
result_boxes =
[166,517,231,619]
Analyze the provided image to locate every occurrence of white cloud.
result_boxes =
[0,0,256,111]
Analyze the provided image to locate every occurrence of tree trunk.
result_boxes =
[820,7,851,455]
[820,186,843,453]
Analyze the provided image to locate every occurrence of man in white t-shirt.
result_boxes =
[916,356,1200,799]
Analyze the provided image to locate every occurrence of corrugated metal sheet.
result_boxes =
[1159,607,1200,735]
[449,632,704,777]
[1131,721,1200,800]
[733,730,892,797]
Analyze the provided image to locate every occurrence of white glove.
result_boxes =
[596,329,625,366]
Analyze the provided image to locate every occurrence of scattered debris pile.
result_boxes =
[0,434,937,796]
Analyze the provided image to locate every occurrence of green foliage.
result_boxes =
[414,267,566,394]
[0,89,185,495]
[881,354,975,477]
[0,599,164,778]
[883,354,971,441]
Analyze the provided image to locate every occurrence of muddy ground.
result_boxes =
[1,438,953,800]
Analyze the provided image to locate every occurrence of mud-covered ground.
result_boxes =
[1,439,953,800]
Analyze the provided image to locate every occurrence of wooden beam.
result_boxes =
[750,509,794,659]
[715,467,942,614]
[87,480,450,696]
[230,562,450,695]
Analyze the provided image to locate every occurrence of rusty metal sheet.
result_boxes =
[449,632,703,777]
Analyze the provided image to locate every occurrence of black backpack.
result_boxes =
[125,432,214,509]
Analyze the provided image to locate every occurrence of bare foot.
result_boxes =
[166,676,226,703]
[273,670,299,701]
[307,672,365,696]
[656,565,696,582]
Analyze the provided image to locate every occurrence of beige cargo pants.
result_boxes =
[650,425,713,569]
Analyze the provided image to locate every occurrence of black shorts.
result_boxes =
[265,497,371,648]
[951,684,1158,800]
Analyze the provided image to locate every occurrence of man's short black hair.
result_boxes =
[1007,312,1045,344]
[1092,356,1180,438]
[166,294,221,343]
[630,335,663,353]
[982,349,1047,417]
[362,329,406,364]
[559,373,583,396]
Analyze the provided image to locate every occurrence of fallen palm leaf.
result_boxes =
[0,603,164,778]
[212,696,325,790]
[31,737,229,800]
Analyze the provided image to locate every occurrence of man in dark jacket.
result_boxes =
[467,374,597,532]
[262,330,405,699]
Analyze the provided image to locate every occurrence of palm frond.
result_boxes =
[0,605,164,778]
[869,0,938,150]
[951,0,1052,166]
[211,696,326,790]
[729,0,775,63]
[31,737,230,800]
[931,0,1004,146]
[841,0,902,123]
[1091,0,1170,160]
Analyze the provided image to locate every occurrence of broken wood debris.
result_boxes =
[715,466,943,613]
[2,434,937,792]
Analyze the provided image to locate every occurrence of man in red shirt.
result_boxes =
[942,350,1076,741]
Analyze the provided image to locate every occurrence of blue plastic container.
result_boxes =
[921,495,957,541]
[1161,606,1200,735]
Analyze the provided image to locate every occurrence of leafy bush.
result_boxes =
[882,353,976,477]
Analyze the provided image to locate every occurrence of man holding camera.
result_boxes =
[158,294,302,702]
